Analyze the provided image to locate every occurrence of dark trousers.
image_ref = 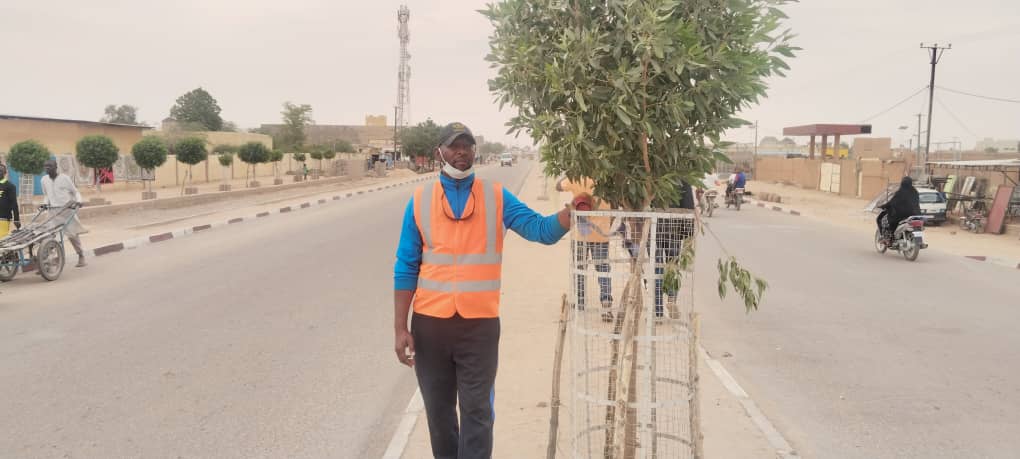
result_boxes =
[575,241,612,309]
[412,312,500,459]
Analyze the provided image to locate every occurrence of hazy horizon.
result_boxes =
[2,1,1017,149]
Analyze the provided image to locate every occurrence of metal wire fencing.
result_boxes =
[568,209,701,459]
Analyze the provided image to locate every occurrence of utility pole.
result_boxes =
[753,120,759,176]
[920,42,951,177]
[915,113,924,169]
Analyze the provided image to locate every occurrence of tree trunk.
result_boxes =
[604,222,650,458]
[547,294,570,459]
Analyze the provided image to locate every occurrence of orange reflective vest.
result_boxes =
[413,179,505,318]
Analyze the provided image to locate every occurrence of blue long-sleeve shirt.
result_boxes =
[394,173,568,291]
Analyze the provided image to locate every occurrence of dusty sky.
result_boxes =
[2,1,1018,149]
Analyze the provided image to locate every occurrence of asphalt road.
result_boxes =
[0,162,532,459]
[695,200,1020,458]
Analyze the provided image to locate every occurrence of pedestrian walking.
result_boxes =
[41,160,87,267]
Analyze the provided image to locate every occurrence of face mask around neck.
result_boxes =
[439,148,473,180]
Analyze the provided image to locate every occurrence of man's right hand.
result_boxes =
[395,328,416,367]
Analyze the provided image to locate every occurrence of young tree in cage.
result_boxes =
[268,150,284,180]
[212,144,238,183]
[322,149,336,174]
[175,136,208,193]
[292,152,306,175]
[238,142,270,187]
[76,135,120,193]
[8,140,50,197]
[485,0,794,455]
[131,136,168,194]
[308,146,325,174]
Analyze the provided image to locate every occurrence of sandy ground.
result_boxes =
[748,181,1020,261]
[401,167,779,458]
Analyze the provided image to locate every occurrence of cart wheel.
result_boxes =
[0,252,18,282]
[37,239,64,281]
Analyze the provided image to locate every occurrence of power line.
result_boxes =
[860,86,929,123]
[934,96,978,139]
[936,85,1020,104]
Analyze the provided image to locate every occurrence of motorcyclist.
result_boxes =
[877,176,921,240]
[726,168,746,200]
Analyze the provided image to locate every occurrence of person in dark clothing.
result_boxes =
[0,164,21,237]
[623,179,697,317]
[877,176,921,239]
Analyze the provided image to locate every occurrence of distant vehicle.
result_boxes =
[500,153,514,167]
[916,187,947,224]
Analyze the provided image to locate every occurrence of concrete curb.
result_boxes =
[89,173,439,259]
[78,175,356,220]
[748,198,803,217]
[746,199,1020,270]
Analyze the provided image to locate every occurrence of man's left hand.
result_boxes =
[572,193,593,211]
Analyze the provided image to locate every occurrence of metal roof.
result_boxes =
[782,124,873,136]
[929,159,1020,167]
[0,114,148,129]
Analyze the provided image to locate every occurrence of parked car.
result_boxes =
[916,187,948,224]
[500,153,514,167]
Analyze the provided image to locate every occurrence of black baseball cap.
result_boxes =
[438,122,476,148]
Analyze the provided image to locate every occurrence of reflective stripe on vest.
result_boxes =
[413,178,504,319]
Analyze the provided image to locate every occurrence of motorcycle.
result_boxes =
[959,209,985,233]
[725,187,744,211]
[875,215,928,261]
[701,190,718,217]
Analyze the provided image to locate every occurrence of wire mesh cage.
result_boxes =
[568,209,701,459]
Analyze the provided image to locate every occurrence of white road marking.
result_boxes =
[699,346,799,458]
[382,388,425,459]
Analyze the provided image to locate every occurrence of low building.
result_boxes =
[0,114,149,195]
[974,138,1019,154]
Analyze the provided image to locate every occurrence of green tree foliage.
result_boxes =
[485,0,795,311]
[293,152,306,163]
[238,142,270,166]
[8,140,50,175]
[218,153,233,167]
[479,141,508,157]
[398,119,443,158]
[169,88,224,131]
[76,135,120,170]
[101,104,140,124]
[485,0,797,210]
[279,102,314,150]
[238,142,270,184]
[131,136,169,171]
[212,144,239,155]
[175,137,208,166]
[332,139,354,153]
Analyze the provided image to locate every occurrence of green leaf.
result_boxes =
[574,87,588,112]
[614,106,632,127]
